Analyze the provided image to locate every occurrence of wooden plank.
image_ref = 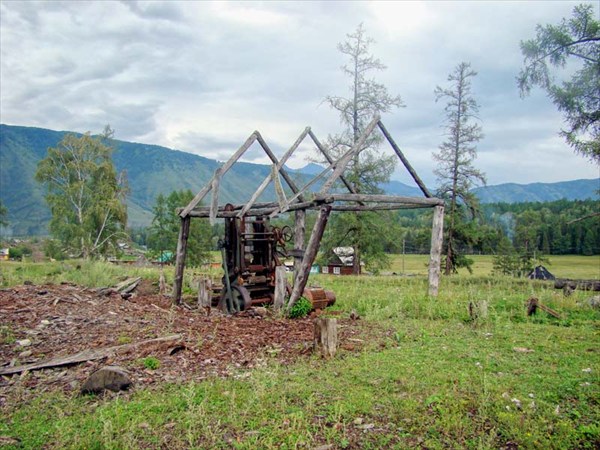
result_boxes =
[238,128,310,218]
[180,132,258,217]
[272,164,288,211]
[293,209,306,279]
[255,132,304,201]
[188,198,334,218]
[0,335,182,375]
[274,266,287,310]
[288,205,332,308]
[308,129,357,195]
[428,205,444,297]
[209,167,222,226]
[378,120,433,198]
[198,277,212,310]
[319,115,381,194]
[330,194,443,205]
[172,216,191,305]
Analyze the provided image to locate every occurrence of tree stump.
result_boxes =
[198,277,212,315]
[313,317,337,358]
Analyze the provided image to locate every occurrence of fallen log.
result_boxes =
[526,297,562,319]
[0,334,181,375]
[554,279,600,292]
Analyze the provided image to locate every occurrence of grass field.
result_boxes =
[1,258,599,449]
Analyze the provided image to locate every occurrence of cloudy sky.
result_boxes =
[1,0,598,188]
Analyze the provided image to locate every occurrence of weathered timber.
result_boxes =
[159,268,167,295]
[554,279,600,291]
[320,115,381,194]
[331,203,436,211]
[238,128,310,217]
[428,205,444,297]
[330,194,443,206]
[377,120,433,198]
[180,132,258,217]
[274,266,287,310]
[187,198,334,218]
[272,164,288,211]
[198,277,212,310]
[294,209,306,278]
[209,167,222,225]
[308,129,357,195]
[288,205,332,308]
[0,335,182,376]
[313,317,337,358]
[113,277,141,293]
[526,297,562,319]
[255,131,304,201]
[172,215,191,304]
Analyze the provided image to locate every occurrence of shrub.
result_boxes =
[288,297,312,319]
[142,357,160,370]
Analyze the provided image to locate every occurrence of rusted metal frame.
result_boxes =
[377,120,433,198]
[238,127,310,218]
[180,132,258,217]
[288,205,332,309]
[319,115,381,195]
[307,129,357,195]
[254,132,304,202]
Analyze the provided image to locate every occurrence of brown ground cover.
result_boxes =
[0,281,366,406]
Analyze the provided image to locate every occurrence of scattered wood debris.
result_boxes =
[526,297,562,319]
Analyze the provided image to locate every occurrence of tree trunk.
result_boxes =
[313,317,337,358]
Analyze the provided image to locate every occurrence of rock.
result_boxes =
[16,339,31,347]
[18,350,32,358]
[80,366,132,394]
[254,307,268,317]
[40,320,51,326]
[587,295,600,309]
[349,309,360,320]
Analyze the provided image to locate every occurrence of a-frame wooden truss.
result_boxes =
[172,115,445,307]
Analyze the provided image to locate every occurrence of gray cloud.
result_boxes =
[1,0,597,187]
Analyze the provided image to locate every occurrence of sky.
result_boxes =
[1,0,598,188]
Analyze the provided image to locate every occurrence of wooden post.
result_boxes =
[209,168,222,226]
[293,209,306,279]
[274,266,287,310]
[288,205,332,309]
[313,317,337,358]
[159,267,167,296]
[428,205,444,297]
[198,277,212,309]
[172,215,191,305]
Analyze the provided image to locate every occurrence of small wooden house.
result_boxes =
[321,247,359,275]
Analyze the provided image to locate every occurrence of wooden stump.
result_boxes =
[313,317,337,358]
[198,277,212,314]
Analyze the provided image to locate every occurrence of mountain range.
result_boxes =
[1,124,598,236]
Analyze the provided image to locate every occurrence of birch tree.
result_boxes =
[35,128,127,258]
[434,62,486,275]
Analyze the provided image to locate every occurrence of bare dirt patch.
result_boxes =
[0,282,368,405]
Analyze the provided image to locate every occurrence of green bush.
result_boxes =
[142,357,160,370]
[9,245,32,260]
[288,297,312,319]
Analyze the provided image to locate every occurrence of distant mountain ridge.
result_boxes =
[1,124,598,235]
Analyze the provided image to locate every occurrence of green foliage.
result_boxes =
[518,4,600,162]
[42,238,66,261]
[146,190,212,266]
[8,244,32,260]
[35,128,127,258]
[0,200,7,227]
[434,62,486,274]
[142,357,160,370]
[288,297,312,319]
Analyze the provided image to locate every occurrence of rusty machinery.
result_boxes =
[214,204,335,313]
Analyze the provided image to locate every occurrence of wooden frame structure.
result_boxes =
[173,115,445,306]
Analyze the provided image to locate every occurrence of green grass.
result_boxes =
[386,254,600,279]
[1,260,599,448]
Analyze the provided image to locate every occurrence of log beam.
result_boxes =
[428,205,444,297]
[172,215,191,305]
[288,205,332,309]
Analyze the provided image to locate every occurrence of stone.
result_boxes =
[16,339,31,347]
[587,295,600,309]
[18,350,32,358]
[80,365,132,394]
